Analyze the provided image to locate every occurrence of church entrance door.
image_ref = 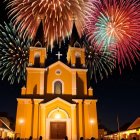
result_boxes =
[50,122,66,139]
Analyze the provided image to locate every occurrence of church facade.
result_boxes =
[15,23,98,140]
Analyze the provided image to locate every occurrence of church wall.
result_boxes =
[83,100,98,139]
[76,71,87,96]
[15,99,33,139]
[46,64,72,94]
[39,106,46,139]
[89,100,98,139]
[26,68,45,95]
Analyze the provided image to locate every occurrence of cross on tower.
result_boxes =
[55,51,63,60]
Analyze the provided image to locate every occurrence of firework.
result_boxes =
[83,38,116,83]
[7,0,91,47]
[0,22,31,84]
[85,0,140,69]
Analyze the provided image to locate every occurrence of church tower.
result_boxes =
[15,22,98,140]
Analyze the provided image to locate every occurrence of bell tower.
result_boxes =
[28,47,46,67]
[67,22,86,68]
[67,46,86,67]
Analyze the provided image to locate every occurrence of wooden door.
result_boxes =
[50,122,66,139]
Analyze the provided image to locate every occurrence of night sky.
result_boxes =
[0,0,140,131]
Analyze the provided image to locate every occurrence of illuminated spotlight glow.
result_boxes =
[55,113,61,119]
[90,119,94,124]
[19,119,24,124]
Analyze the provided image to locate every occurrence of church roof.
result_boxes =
[70,22,81,47]
[40,97,76,106]
[48,61,88,72]
[48,61,72,72]
[33,20,45,47]
[127,117,140,130]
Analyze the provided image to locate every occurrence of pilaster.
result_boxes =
[39,105,46,138]
[72,71,77,95]
[83,100,98,139]
[33,99,43,139]
[71,104,77,140]
[15,99,32,139]
[73,99,84,138]
[83,100,91,139]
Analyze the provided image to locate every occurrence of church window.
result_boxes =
[34,52,40,67]
[54,81,62,94]
[75,52,81,67]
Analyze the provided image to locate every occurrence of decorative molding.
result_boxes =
[84,99,97,105]
[40,97,73,107]
[48,107,69,118]
[26,67,45,72]
[72,99,83,103]
[48,61,72,72]
[33,99,43,104]
[17,98,32,104]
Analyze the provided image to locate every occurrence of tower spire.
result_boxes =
[33,19,45,47]
[70,17,81,47]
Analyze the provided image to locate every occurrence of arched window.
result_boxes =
[34,53,40,67]
[54,81,62,94]
[75,52,81,68]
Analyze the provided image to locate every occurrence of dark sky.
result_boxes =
[0,0,140,131]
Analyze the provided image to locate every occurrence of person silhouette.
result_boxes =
[91,137,95,140]
[39,136,42,140]
[29,136,32,140]
[64,136,68,140]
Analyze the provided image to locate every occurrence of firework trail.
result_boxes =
[0,22,31,84]
[85,0,140,70]
[7,0,91,48]
[83,37,116,82]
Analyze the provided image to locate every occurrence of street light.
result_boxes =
[55,113,61,119]
[19,119,24,138]
[90,119,94,124]
[90,119,95,137]
[19,119,24,125]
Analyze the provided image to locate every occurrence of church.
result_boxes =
[15,21,98,140]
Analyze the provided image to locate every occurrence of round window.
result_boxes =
[55,69,61,75]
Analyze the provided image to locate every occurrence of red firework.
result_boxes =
[7,0,91,47]
[85,0,140,69]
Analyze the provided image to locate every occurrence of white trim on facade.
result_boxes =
[40,97,73,107]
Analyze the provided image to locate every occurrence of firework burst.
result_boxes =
[85,0,140,69]
[7,0,91,47]
[0,22,31,84]
[83,38,116,83]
